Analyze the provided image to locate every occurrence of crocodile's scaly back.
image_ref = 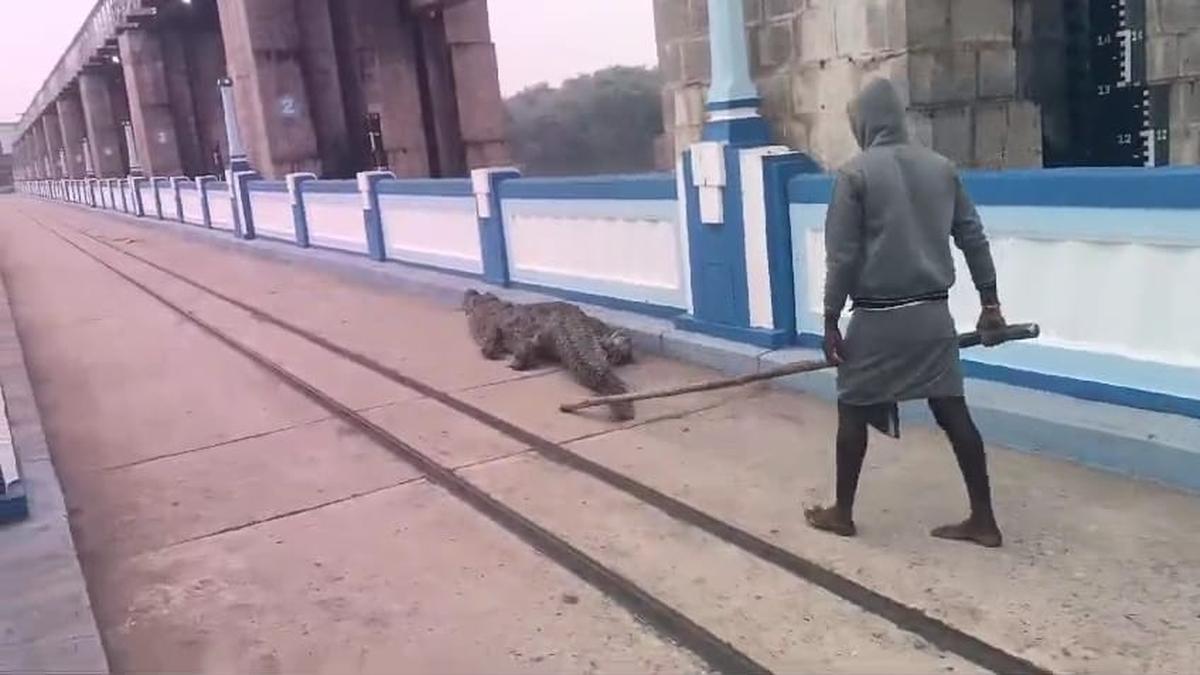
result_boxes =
[463,290,636,420]
[547,310,635,421]
[463,290,507,359]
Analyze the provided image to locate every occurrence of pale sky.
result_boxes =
[0,0,658,122]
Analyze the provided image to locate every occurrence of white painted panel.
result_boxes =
[675,159,694,313]
[740,147,785,329]
[138,185,154,213]
[180,189,203,224]
[208,192,234,231]
[797,212,1200,369]
[506,202,686,307]
[249,191,295,241]
[378,195,482,273]
[161,190,179,220]
[0,385,17,495]
[304,192,367,253]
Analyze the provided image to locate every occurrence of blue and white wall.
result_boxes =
[789,168,1200,421]
[16,161,1200,490]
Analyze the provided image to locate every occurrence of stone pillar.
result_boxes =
[1147,0,1200,164]
[160,29,205,176]
[56,92,89,179]
[329,0,431,177]
[42,111,65,178]
[186,31,230,175]
[216,0,353,177]
[701,0,768,146]
[416,10,467,177]
[119,27,185,176]
[30,124,46,179]
[443,1,510,170]
[79,70,127,177]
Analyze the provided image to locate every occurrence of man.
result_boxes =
[803,79,1007,548]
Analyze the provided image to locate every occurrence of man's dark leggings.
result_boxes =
[835,397,996,520]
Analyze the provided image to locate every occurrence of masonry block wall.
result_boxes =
[656,0,1200,170]
[1149,0,1200,163]
[655,0,1046,169]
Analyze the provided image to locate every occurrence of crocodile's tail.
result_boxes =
[596,371,635,421]
[553,312,636,421]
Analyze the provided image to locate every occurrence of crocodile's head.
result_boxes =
[463,289,502,314]
[600,330,634,366]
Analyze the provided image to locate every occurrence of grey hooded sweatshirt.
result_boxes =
[823,79,996,317]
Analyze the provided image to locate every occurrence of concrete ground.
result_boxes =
[0,196,1197,674]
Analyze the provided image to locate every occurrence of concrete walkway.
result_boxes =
[1,196,1197,674]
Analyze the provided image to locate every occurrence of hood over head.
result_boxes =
[848,78,909,149]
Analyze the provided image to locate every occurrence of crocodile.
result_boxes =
[463,290,635,420]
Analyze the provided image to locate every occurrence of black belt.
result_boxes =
[852,291,949,310]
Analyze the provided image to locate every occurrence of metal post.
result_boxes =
[366,112,388,171]
[82,138,96,179]
[218,78,250,173]
[123,121,144,177]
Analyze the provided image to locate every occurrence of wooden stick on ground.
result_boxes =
[559,323,1040,414]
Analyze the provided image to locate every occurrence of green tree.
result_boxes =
[506,66,663,176]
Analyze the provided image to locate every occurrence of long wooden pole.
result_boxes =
[559,323,1039,414]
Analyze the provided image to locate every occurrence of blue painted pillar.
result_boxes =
[472,167,520,286]
[703,0,770,146]
[169,177,186,222]
[358,171,395,261]
[287,172,317,247]
[128,176,146,216]
[218,77,259,239]
[195,176,217,227]
[674,0,820,348]
[230,171,260,240]
[150,177,167,219]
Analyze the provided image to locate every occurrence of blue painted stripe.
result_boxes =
[675,314,792,349]
[256,230,298,244]
[509,281,684,319]
[386,247,483,275]
[788,202,1200,246]
[386,255,483,281]
[309,234,369,255]
[702,115,771,147]
[303,180,359,194]
[796,330,1200,420]
[502,198,677,222]
[378,194,476,213]
[0,490,28,524]
[789,166,1200,209]
[248,180,288,193]
[500,174,676,200]
[963,360,1200,420]
[377,178,472,197]
[706,97,762,111]
[960,167,1200,209]
[788,174,836,203]
[509,267,687,310]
